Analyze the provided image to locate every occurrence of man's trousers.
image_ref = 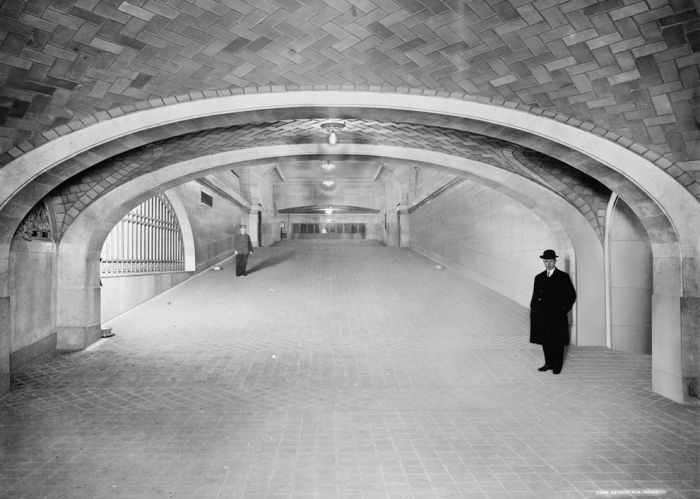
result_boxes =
[542,344,564,371]
[235,253,249,276]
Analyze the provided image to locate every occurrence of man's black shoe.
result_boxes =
[552,369,561,374]
[538,365,551,372]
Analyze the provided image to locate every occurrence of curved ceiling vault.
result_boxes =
[0,0,697,252]
[2,89,697,274]
[1,0,697,172]
[38,117,611,241]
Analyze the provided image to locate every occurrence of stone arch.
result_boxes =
[0,85,681,178]
[54,143,603,367]
[165,191,196,273]
[1,93,693,263]
[252,159,411,247]
[604,194,653,355]
[0,91,695,402]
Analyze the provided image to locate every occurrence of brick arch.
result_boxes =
[0,90,697,402]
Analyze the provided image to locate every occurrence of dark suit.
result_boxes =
[530,268,576,371]
[233,232,253,276]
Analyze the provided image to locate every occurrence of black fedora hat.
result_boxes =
[540,249,558,259]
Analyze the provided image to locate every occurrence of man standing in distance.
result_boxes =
[234,225,253,276]
[530,249,576,374]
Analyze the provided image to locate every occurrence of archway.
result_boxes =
[52,144,602,374]
[605,196,653,354]
[98,191,197,324]
[0,91,696,403]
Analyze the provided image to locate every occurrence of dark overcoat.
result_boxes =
[529,268,576,346]
[233,233,253,254]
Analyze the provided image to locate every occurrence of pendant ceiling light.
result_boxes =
[322,178,335,187]
[320,121,345,145]
[321,160,336,170]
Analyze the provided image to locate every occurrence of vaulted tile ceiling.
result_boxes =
[1,0,697,162]
[1,0,698,232]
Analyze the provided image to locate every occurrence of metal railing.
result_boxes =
[100,194,185,275]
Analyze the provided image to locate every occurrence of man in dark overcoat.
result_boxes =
[530,249,576,374]
[233,225,253,276]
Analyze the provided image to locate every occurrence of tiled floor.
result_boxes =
[1,241,698,498]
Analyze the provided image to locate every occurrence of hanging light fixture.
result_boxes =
[321,160,336,170]
[324,207,334,215]
[322,177,335,187]
[320,121,345,145]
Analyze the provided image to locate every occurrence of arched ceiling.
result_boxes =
[1,1,698,259]
[45,118,610,239]
[277,158,382,181]
[0,0,698,177]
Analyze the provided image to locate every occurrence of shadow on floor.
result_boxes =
[247,250,296,274]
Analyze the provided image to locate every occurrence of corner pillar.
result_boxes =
[56,248,101,351]
[650,250,684,403]
[248,209,260,248]
[398,206,410,248]
[0,245,10,393]
[0,295,9,394]
[681,255,700,403]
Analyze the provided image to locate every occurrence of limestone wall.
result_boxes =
[259,170,280,247]
[380,169,403,246]
[101,272,193,323]
[8,240,56,367]
[98,176,247,323]
[608,198,653,354]
[171,178,247,273]
[410,180,568,308]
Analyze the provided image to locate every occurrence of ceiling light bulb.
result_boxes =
[320,121,344,145]
[322,160,335,170]
[324,207,333,215]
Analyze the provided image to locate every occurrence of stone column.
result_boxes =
[0,294,9,394]
[0,242,9,393]
[248,209,260,248]
[681,254,700,403]
[651,250,684,403]
[56,247,101,351]
[398,206,410,248]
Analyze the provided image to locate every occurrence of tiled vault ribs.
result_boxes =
[512,149,611,240]
[44,119,611,238]
[0,0,698,169]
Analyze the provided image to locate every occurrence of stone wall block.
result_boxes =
[0,296,10,394]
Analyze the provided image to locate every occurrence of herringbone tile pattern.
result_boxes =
[0,0,698,172]
[47,118,611,239]
[1,241,698,498]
